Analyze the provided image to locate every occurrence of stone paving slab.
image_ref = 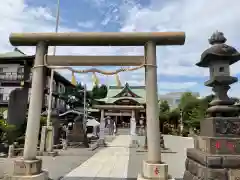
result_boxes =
[64,135,131,179]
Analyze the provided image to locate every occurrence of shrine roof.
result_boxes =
[97,83,146,104]
[0,48,34,63]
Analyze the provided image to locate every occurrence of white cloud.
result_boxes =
[77,21,95,29]
[1,0,240,97]
[120,0,240,77]
[159,82,197,90]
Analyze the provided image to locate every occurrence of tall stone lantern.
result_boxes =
[183,31,240,180]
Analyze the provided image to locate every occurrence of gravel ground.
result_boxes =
[127,135,193,180]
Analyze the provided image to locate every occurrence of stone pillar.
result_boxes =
[138,41,170,180]
[98,109,106,146]
[130,110,136,134]
[130,110,137,147]
[144,41,161,162]
[11,41,49,180]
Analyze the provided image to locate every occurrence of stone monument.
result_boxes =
[7,88,29,129]
[67,116,89,148]
[183,31,240,180]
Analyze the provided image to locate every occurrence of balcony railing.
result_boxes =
[0,72,33,82]
[0,72,24,81]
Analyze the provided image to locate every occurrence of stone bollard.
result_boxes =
[8,145,14,158]
[160,134,165,149]
[62,139,67,150]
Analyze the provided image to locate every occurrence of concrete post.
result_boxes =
[23,41,48,160]
[144,41,161,162]
[130,110,136,135]
[130,110,137,147]
[138,41,170,180]
[98,109,106,146]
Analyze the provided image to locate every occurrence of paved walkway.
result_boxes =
[64,135,131,179]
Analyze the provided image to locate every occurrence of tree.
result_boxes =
[60,83,108,109]
[178,92,215,132]
[159,100,170,133]
[0,119,16,144]
[178,92,202,130]
[168,108,181,127]
[92,84,108,99]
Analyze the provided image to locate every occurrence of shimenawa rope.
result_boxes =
[31,55,157,75]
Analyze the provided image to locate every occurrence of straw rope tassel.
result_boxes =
[92,72,99,86]
[71,72,77,86]
[115,73,122,87]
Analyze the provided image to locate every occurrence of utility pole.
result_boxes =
[180,109,183,135]
[83,84,87,131]
[46,0,60,127]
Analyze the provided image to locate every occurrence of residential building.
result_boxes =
[159,92,200,109]
[0,48,74,110]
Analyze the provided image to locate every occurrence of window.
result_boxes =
[0,68,3,73]
[59,84,65,93]
[219,67,224,72]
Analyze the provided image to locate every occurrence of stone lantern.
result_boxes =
[183,31,240,180]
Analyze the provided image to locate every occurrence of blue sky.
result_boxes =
[1,0,240,97]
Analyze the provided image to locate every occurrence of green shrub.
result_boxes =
[0,119,16,144]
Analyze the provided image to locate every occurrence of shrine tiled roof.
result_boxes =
[97,83,146,104]
[0,48,34,60]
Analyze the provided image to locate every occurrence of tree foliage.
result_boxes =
[0,119,16,144]
[178,92,214,130]
[92,84,108,99]
[60,83,108,109]
[158,92,218,135]
[159,100,180,133]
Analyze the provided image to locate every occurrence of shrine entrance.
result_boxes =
[8,31,185,180]
[95,82,146,129]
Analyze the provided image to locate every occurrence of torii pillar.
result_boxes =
[9,32,185,180]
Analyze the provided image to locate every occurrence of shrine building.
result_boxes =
[93,83,146,127]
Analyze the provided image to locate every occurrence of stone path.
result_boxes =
[64,135,131,179]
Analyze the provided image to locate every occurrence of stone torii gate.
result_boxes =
[9,32,185,180]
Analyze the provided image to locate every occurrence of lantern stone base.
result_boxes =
[5,159,48,180]
[184,149,240,180]
[137,160,172,180]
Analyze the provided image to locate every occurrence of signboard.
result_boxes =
[105,112,131,116]
[212,139,240,154]
[154,167,159,175]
